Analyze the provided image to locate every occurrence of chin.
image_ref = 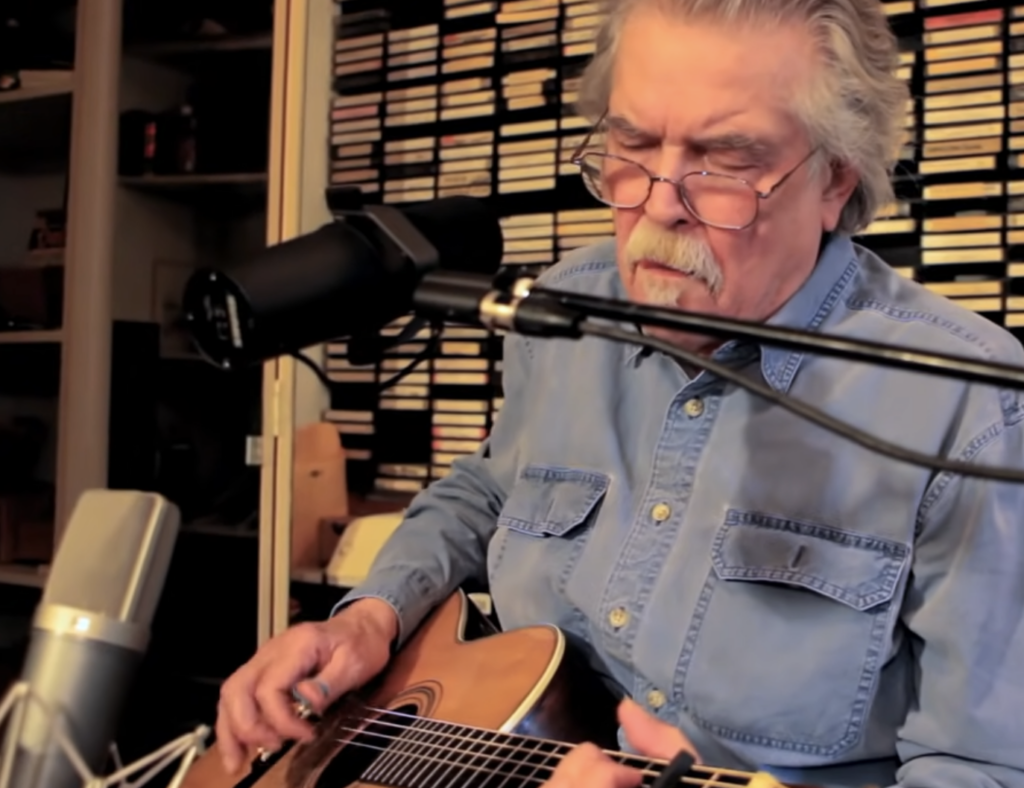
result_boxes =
[634,278,716,314]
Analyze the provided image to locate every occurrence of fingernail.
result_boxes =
[291,685,314,707]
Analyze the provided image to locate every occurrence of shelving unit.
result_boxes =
[0,1,277,587]
[0,16,79,585]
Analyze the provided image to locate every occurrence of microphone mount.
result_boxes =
[0,681,209,788]
[413,269,1024,483]
[417,269,1024,391]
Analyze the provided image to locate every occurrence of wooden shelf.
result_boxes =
[129,32,272,57]
[0,331,63,346]
[119,173,268,211]
[0,75,74,106]
[125,33,273,73]
[121,172,266,187]
[0,563,48,589]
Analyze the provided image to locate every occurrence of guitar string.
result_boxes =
[356,705,758,782]
[363,728,607,788]
[327,728,753,785]
[385,719,547,788]
[348,704,757,777]
[330,722,751,788]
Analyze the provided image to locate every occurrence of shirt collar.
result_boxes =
[759,233,860,392]
[622,233,860,393]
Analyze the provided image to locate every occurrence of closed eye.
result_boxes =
[609,134,657,152]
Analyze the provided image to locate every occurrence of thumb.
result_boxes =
[618,698,702,764]
[292,648,362,716]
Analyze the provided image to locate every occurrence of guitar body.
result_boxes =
[183,591,622,788]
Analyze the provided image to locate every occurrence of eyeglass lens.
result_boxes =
[578,152,760,228]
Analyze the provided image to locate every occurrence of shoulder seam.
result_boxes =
[844,297,998,359]
[915,418,1008,532]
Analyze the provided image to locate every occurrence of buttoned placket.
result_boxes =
[595,376,722,684]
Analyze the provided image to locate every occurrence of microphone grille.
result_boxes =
[43,491,180,627]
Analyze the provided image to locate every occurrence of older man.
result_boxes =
[215,1,1024,787]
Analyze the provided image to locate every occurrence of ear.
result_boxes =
[819,159,859,232]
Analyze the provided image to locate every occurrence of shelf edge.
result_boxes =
[0,330,64,345]
[0,564,48,589]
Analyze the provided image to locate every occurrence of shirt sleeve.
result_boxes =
[894,389,1024,788]
[331,331,532,646]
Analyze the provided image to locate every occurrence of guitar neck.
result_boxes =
[349,707,775,788]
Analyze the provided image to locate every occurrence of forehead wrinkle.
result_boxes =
[608,9,818,148]
[604,111,780,159]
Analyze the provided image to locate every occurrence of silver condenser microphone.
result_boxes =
[0,490,180,788]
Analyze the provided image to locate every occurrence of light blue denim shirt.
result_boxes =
[339,233,1024,788]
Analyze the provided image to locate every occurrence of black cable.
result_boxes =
[291,349,336,391]
[535,286,1024,392]
[377,321,443,390]
[291,321,444,395]
[579,321,1024,484]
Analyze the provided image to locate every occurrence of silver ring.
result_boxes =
[291,686,314,719]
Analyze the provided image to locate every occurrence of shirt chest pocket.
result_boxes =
[676,510,910,760]
[488,464,610,598]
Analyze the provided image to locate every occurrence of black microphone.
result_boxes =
[181,194,504,370]
[178,192,1024,481]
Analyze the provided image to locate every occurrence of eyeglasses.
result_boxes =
[570,117,819,231]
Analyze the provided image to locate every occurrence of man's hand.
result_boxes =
[214,597,399,776]
[543,698,701,788]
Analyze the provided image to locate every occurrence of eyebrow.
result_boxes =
[604,114,656,139]
[603,114,778,160]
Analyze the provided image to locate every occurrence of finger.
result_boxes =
[293,644,362,715]
[618,698,702,764]
[254,673,317,743]
[215,703,247,776]
[545,743,642,788]
[221,669,288,753]
[292,676,333,716]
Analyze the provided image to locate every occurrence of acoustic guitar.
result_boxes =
[182,590,787,788]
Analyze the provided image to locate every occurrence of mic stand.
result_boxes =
[413,271,1024,483]
[0,681,209,788]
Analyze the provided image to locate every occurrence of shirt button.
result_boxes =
[647,689,667,709]
[684,398,704,418]
[608,607,630,628]
[651,503,671,522]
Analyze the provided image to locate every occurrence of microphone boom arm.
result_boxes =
[413,271,1024,483]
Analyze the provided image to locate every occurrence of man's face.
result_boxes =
[608,9,858,352]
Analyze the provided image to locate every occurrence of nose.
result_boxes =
[643,176,696,228]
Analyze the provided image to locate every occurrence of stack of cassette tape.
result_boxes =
[326,0,608,497]
[326,0,1024,498]
[865,0,1024,340]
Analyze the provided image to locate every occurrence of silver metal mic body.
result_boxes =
[0,490,180,788]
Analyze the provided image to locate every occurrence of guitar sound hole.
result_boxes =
[314,703,419,788]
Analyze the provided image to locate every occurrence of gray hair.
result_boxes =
[576,0,910,235]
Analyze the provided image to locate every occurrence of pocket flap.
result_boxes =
[711,510,910,611]
[497,464,611,537]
